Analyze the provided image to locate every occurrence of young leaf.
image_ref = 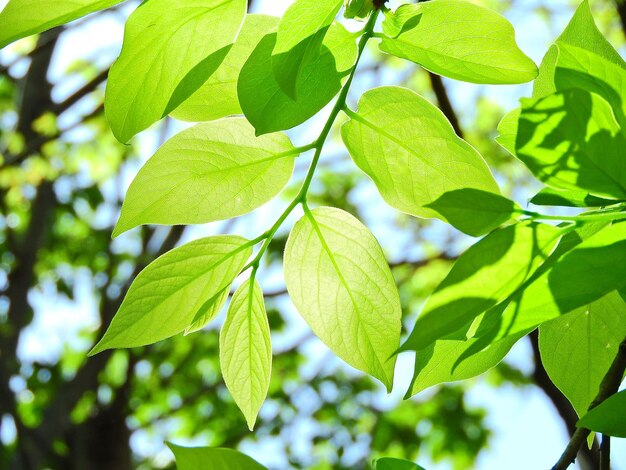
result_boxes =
[341,86,501,224]
[407,333,523,397]
[0,0,123,49]
[105,0,246,143]
[184,287,230,336]
[492,221,626,339]
[344,0,374,20]
[167,444,267,470]
[113,118,297,237]
[271,0,343,98]
[425,189,521,237]
[495,108,520,156]
[171,15,278,123]
[529,187,621,208]
[374,457,426,470]
[238,21,357,135]
[284,207,401,391]
[379,0,537,84]
[516,89,626,200]
[219,278,272,431]
[89,236,252,355]
[577,390,626,438]
[400,223,561,352]
[539,291,626,417]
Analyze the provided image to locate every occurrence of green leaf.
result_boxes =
[407,333,524,397]
[171,15,278,122]
[344,0,374,20]
[271,0,343,98]
[113,118,297,237]
[530,187,621,208]
[105,0,246,143]
[167,444,267,470]
[220,278,272,431]
[578,390,626,438]
[539,291,626,417]
[495,108,520,156]
[400,223,561,352]
[379,0,537,84]
[89,236,252,354]
[184,286,229,336]
[425,189,521,237]
[284,206,401,391]
[516,88,626,200]
[238,21,357,135]
[374,457,426,470]
[534,0,626,100]
[341,86,500,224]
[0,0,124,49]
[491,221,626,339]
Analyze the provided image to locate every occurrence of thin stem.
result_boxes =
[524,209,626,223]
[600,435,610,470]
[240,10,380,273]
[552,335,626,470]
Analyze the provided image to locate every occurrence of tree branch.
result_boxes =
[552,335,626,470]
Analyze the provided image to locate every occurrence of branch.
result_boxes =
[552,335,626,470]
[427,72,463,138]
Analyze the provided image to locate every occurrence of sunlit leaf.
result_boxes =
[220,278,271,430]
[105,0,246,142]
[172,14,278,122]
[113,118,297,237]
[89,236,252,354]
[490,222,626,339]
[374,457,426,470]
[0,0,124,48]
[184,287,229,335]
[272,0,343,98]
[516,88,626,199]
[379,0,537,84]
[341,86,500,224]
[407,333,523,397]
[401,223,561,352]
[238,21,357,135]
[539,291,626,416]
[284,207,401,391]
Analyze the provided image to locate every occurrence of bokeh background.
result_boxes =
[0,0,625,469]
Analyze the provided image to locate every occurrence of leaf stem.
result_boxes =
[240,10,380,274]
[523,209,626,223]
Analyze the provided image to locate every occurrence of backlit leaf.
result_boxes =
[539,291,626,416]
[401,223,561,352]
[238,21,357,135]
[284,207,401,391]
[172,14,278,123]
[271,0,343,98]
[89,236,252,354]
[113,118,297,237]
[341,86,501,224]
[516,88,626,199]
[578,390,626,438]
[374,457,426,470]
[379,0,537,84]
[529,187,621,208]
[0,0,123,49]
[105,0,246,142]
[220,278,271,430]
